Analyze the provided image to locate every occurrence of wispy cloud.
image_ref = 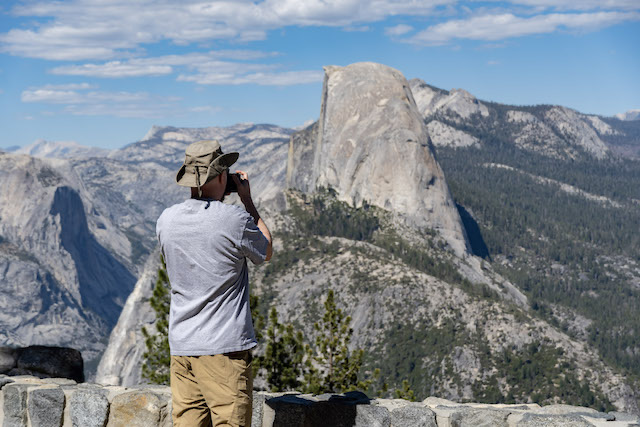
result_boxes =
[409,11,640,44]
[502,0,640,11]
[21,84,182,118]
[51,61,173,78]
[50,51,322,85]
[190,106,222,114]
[178,70,323,86]
[384,24,414,36]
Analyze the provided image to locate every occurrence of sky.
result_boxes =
[0,0,639,150]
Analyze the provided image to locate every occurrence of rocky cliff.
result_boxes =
[0,153,136,369]
[409,79,620,160]
[0,123,292,378]
[95,250,160,386]
[287,62,470,256]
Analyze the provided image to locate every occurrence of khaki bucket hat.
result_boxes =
[176,140,238,196]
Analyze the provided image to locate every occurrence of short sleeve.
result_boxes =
[241,216,268,265]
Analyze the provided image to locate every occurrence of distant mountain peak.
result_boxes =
[14,139,109,159]
[615,109,640,121]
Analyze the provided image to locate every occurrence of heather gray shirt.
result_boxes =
[156,198,268,356]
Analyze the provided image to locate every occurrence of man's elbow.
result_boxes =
[265,245,273,262]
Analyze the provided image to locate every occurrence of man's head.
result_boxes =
[176,140,238,197]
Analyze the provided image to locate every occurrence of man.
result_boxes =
[156,139,272,427]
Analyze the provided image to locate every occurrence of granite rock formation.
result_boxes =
[287,62,470,256]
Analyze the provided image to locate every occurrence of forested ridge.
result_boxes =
[434,118,640,383]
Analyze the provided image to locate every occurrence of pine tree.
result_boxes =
[257,307,305,391]
[302,289,372,394]
[141,256,171,385]
[394,379,416,401]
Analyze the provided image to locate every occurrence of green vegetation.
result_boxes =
[141,256,171,385]
[434,131,640,383]
[255,307,305,392]
[302,289,373,394]
[473,341,614,412]
[285,187,493,299]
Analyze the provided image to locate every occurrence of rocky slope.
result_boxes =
[0,123,293,378]
[95,63,638,414]
[13,139,109,159]
[409,78,639,161]
[0,153,136,369]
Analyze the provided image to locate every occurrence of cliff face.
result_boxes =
[95,250,160,386]
[287,62,470,256]
[0,153,136,367]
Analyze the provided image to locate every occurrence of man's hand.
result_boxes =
[233,170,252,204]
[233,170,273,261]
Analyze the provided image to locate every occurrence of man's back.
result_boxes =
[157,198,268,356]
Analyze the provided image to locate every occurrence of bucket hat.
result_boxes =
[176,140,238,196]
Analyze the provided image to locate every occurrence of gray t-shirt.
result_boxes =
[156,198,268,356]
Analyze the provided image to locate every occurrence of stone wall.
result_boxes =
[1,375,638,427]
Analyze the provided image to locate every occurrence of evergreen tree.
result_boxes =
[394,379,416,401]
[302,289,371,394]
[257,307,305,391]
[141,256,171,385]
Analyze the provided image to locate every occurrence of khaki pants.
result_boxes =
[171,350,253,427]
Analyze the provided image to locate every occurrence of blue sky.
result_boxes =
[1,0,639,149]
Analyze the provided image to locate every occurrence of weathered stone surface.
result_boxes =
[355,404,390,427]
[287,62,470,256]
[16,345,84,382]
[0,347,17,373]
[70,388,110,427]
[0,376,15,389]
[609,411,640,422]
[3,383,29,427]
[390,404,437,427]
[536,404,598,415]
[449,407,511,427]
[252,390,267,427]
[516,413,594,426]
[106,390,167,427]
[28,387,65,427]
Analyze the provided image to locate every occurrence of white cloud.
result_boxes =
[502,0,640,11]
[49,51,322,86]
[384,24,414,36]
[409,11,640,44]
[51,61,174,78]
[190,106,223,114]
[343,25,371,32]
[1,0,450,61]
[178,69,323,86]
[21,84,182,118]
[49,51,281,78]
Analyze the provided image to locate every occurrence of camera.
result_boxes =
[225,173,239,193]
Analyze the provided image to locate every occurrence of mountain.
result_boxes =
[616,110,640,121]
[13,139,110,159]
[288,63,470,256]
[0,123,293,378]
[0,153,136,372]
[1,62,639,412]
[94,63,638,414]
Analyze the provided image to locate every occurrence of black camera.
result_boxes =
[225,173,239,193]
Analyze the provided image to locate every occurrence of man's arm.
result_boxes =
[234,171,273,261]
